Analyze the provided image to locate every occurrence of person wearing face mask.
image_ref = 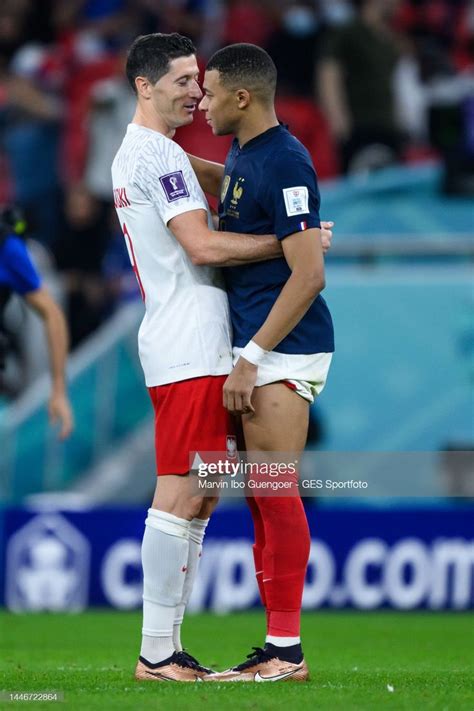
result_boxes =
[266,0,323,97]
[318,0,404,173]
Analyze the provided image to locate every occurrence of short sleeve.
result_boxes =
[2,237,42,294]
[259,150,321,240]
[132,136,208,225]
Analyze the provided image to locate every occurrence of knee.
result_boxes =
[196,496,219,519]
[183,495,219,520]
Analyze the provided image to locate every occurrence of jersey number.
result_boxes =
[122,222,145,302]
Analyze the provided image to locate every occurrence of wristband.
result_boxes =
[240,340,268,366]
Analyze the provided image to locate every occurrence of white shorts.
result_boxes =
[233,348,333,404]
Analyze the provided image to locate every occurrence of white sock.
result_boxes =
[265,635,301,647]
[140,508,190,664]
[173,517,209,652]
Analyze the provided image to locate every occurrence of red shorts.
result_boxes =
[148,375,235,476]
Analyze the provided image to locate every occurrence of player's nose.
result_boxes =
[189,79,202,100]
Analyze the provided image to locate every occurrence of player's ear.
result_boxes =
[236,89,250,110]
[135,76,152,99]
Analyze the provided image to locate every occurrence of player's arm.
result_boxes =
[223,229,325,414]
[168,209,282,266]
[186,154,335,250]
[251,229,324,349]
[25,288,73,439]
[187,154,225,197]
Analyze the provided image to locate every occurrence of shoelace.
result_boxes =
[174,651,201,670]
[233,646,274,672]
[179,650,211,673]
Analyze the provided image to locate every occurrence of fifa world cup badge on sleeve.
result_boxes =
[159,171,190,202]
[283,186,309,216]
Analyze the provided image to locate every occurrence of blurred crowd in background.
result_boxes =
[0,0,472,386]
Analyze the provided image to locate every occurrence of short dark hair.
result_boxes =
[206,44,277,103]
[126,33,196,93]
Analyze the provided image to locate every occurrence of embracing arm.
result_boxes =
[187,154,225,197]
[168,208,282,266]
[25,287,73,439]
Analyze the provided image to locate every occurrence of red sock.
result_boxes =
[246,496,267,608]
[257,496,310,638]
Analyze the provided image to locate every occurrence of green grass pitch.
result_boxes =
[0,611,473,710]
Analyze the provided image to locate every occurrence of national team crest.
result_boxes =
[226,435,237,460]
[231,177,245,206]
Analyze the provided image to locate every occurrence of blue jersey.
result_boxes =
[218,125,334,354]
[0,235,41,296]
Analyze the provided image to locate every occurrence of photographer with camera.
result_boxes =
[0,206,73,439]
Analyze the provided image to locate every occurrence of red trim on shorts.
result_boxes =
[148,375,235,475]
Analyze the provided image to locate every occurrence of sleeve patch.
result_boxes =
[282,186,309,217]
[159,171,190,202]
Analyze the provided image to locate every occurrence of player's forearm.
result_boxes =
[193,232,282,266]
[43,304,69,394]
[187,154,225,197]
[252,269,325,352]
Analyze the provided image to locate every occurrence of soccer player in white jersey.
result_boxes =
[111,33,297,683]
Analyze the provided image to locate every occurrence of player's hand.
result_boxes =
[223,358,257,415]
[48,391,74,440]
[321,221,334,254]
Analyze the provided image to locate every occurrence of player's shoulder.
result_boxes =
[116,124,187,173]
[1,234,29,260]
[264,130,314,171]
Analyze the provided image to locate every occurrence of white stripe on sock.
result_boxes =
[265,635,301,647]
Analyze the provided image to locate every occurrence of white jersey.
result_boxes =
[111,123,232,386]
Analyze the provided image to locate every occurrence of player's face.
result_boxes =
[199,70,239,136]
[151,55,202,130]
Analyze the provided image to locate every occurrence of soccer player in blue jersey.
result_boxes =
[191,44,334,682]
[0,207,73,438]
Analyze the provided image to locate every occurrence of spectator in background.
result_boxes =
[223,0,275,47]
[0,22,64,247]
[266,0,323,97]
[318,0,405,173]
[55,55,136,347]
[263,1,340,178]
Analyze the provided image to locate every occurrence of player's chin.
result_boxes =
[181,111,195,125]
[207,122,222,136]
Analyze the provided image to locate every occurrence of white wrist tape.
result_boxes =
[240,340,268,366]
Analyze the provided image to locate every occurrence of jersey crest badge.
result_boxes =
[226,435,238,460]
[231,177,245,206]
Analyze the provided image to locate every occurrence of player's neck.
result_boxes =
[131,106,176,139]
[236,111,279,148]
